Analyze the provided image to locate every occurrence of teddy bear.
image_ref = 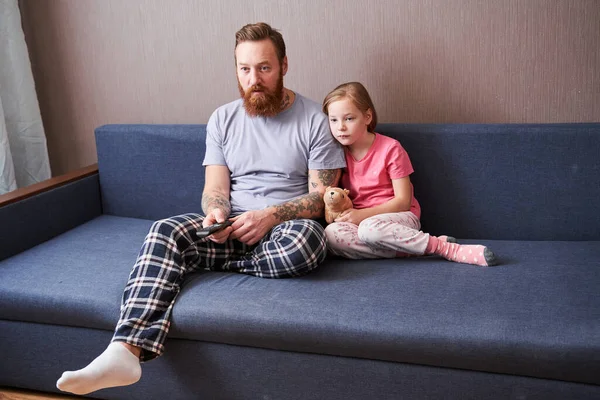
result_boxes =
[323,186,353,224]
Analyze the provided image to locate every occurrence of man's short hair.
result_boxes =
[235,22,286,65]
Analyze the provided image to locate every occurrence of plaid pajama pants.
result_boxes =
[112,213,327,361]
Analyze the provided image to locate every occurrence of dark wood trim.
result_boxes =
[0,386,84,399]
[0,164,99,208]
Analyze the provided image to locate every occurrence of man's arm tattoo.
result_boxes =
[272,192,323,222]
[202,193,231,216]
[318,169,339,187]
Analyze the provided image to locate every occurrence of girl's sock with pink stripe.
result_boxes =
[438,235,457,243]
[426,236,497,267]
[395,236,456,258]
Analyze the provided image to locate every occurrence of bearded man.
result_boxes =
[56,22,345,396]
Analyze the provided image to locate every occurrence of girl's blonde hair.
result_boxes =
[322,82,378,132]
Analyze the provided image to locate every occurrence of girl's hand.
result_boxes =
[334,208,368,225]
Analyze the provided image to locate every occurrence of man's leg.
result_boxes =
[220,219,327,278]
[55,342,142,395]
[57,213,244,395]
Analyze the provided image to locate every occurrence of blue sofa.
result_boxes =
[1,123,599,399]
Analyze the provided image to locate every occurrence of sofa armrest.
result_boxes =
[0,164,102,261]
[0,164,98,206]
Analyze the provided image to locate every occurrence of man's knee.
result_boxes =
[149,214,201,239]
[150,218,175,235]
[273,220,327,277]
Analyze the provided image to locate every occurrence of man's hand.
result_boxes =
[229,209,278,246]
[202,209,233,244]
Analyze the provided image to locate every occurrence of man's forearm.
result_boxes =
[202,191,231,216]
[270,192,324,222]
[269,167,340,222]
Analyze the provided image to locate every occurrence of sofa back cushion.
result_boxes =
[96,124,206,220]
[96,123,600,240]
[377,123,600,240]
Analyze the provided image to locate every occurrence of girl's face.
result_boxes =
[327,98,372,147]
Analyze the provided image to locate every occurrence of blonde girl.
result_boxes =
[322,82,497,266]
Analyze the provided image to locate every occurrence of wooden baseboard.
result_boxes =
[0,387,87,400]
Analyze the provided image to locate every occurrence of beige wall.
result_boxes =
[19,0,600,176]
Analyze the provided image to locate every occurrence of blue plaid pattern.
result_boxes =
[112,213,327,360]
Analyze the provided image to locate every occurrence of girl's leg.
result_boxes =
[358,212,428,255]
[425,235,497,266]
[326,214,456,259]
[360,212,497,266]
[325,221,406,259]
[57,213,246,395]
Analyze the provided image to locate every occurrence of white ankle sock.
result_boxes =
[56,342,142,395]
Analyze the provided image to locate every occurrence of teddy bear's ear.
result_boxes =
[325,186,331,191]
[344,189,350,194]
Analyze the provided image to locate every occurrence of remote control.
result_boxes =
[196,220,233,239]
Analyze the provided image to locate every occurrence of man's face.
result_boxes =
[235,39,288,117]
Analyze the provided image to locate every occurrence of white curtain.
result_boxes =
[0,0,50,195]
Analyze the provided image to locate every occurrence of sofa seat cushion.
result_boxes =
[171,240,600,385]
[0,216,153,329]
[1,216,598,386]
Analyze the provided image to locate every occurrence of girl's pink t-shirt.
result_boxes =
[340,133,421,218]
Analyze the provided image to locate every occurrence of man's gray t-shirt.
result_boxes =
[203,93,346,213]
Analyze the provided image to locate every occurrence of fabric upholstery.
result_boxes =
[2,123,600,398]
[96,124,207,220]
[96,123,600,240]
[0,216,152,329]
[377,123,600,240]
[1,320,599,400]
[1,216,598,385]
[0,175,101,261]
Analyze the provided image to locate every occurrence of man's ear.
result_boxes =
[281,56,288,76]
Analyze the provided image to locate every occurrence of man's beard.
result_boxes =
[238,73,284,117]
